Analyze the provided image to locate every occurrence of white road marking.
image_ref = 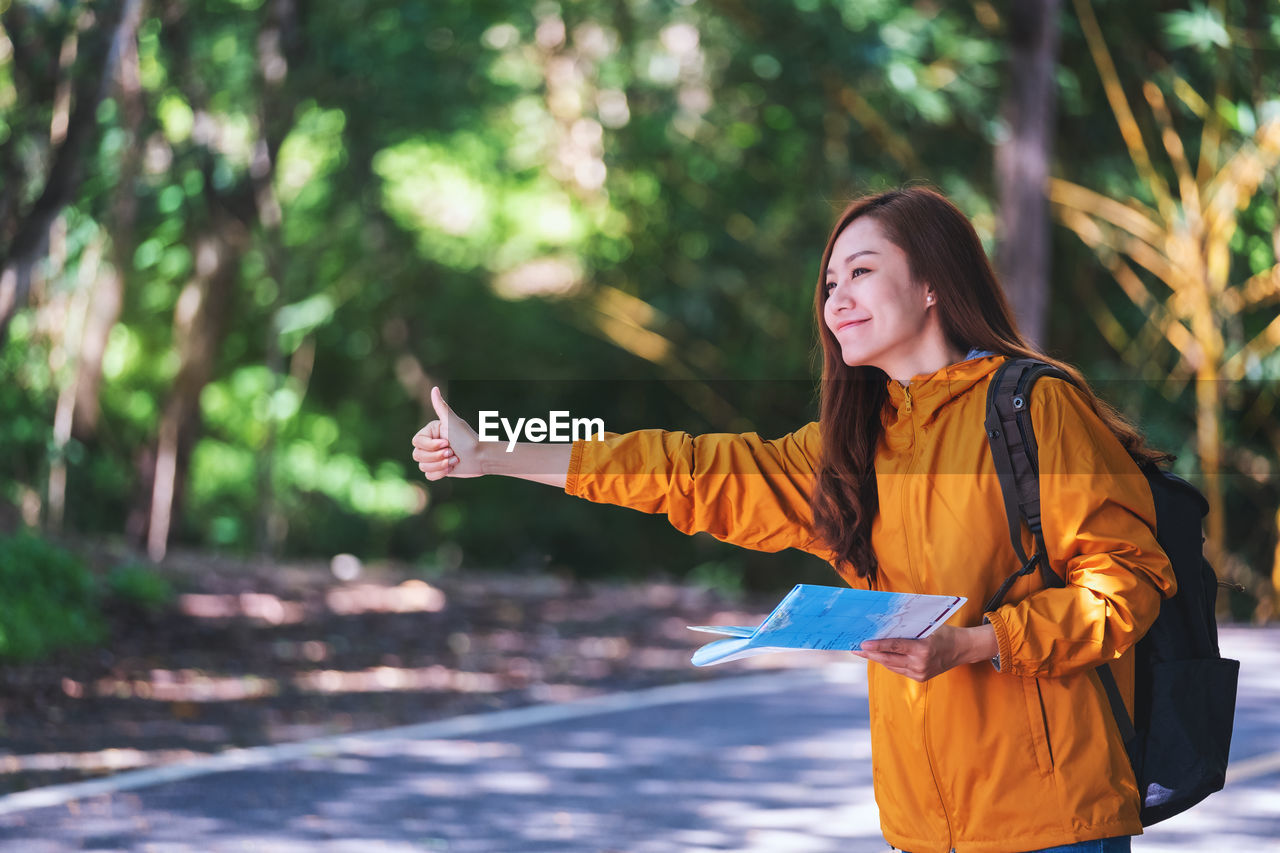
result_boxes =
[0,664,857,817]
[4,625,1273,820]
[1226,750,1280,785]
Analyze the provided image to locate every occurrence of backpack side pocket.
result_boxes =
[1138,657,1240,825]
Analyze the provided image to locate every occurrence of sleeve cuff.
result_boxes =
[984,612,1013,673]
[563,439,587,496]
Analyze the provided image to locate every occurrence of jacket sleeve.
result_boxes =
[985,379,1177,678]
[563,422,835,561]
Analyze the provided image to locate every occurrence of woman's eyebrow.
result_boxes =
[826,250,879,276]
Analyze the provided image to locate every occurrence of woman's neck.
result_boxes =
[887,341,969,386]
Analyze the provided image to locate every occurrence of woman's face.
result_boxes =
[822,216,938,379]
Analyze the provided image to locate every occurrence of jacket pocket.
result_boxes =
[1022,676,1055,775]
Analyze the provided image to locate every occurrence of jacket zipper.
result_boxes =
[897,385,956,848]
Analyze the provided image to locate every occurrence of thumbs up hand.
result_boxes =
[411,387,482,480]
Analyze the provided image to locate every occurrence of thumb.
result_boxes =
[430,386,453,434]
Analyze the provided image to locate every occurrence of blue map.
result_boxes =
[688,584,966,667]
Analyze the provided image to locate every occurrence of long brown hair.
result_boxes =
[810,186,1169,582]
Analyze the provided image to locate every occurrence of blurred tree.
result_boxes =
[0,0,143,344]
[138,0,306,560]
[1052,0,1279,618]
[995,0,1061,346]
[2,0,1270,614]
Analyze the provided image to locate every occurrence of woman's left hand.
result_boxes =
[852,624,996,682]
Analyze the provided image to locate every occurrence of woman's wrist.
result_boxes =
[965,623,999,666]
[473,440,497,476]
[474,441,572,488]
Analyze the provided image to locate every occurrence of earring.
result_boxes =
[926,295,935,305]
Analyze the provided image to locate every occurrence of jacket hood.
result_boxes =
[885,353,1005,415]
[882,354,1004,453]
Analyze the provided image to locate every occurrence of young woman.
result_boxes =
[410,187,1175,853]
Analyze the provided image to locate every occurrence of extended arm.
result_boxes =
[563,424,831,559]
[411,387,572,488]
[411,388,835,564]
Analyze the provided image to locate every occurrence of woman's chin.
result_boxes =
[839,349,878,369]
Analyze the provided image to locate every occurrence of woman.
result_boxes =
[411,187,1176,853]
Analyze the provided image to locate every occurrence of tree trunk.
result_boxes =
[995,0,1062,348]
[74,0,148,438]
[0,0,142,346]
[48,235,102,531]
[136,0,303,560]
[253,0,304,556]
[143,218,246,561]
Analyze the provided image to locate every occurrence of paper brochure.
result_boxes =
[689,584,967,667]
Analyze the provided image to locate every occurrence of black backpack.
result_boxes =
[983,357,1240,826]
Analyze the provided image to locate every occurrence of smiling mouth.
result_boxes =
[836,319,870,332]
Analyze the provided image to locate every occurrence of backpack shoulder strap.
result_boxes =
[982,357,1072,611]
[983,358,1139,751]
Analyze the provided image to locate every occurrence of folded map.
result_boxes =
[688,584,967,667]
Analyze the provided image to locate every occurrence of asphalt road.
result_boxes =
[1,627,1276,852]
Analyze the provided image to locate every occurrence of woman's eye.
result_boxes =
[825,268,869,293]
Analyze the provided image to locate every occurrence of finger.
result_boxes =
[859,653,928,681]
[855,650,901,666]
[412,447,453,462]
[860,647,920,669]
[864,639,913,655]
[419,462,455,478]
[859,654,910,677]
[430,386,452,430]
[412,425,443,447]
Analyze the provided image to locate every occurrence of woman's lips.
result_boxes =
[835,318,870,332]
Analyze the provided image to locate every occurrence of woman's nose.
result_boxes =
[828,280,850,307]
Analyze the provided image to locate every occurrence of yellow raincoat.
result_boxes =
[564,354,1175,852]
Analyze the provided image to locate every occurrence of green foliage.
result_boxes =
[0,325,56,503]
[687,559,745,599]
[1053,0,1280,603]
[1161,3,1231,52]
[0,533,104,661]
[106,564,175,612]
[0,0,1274,605]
